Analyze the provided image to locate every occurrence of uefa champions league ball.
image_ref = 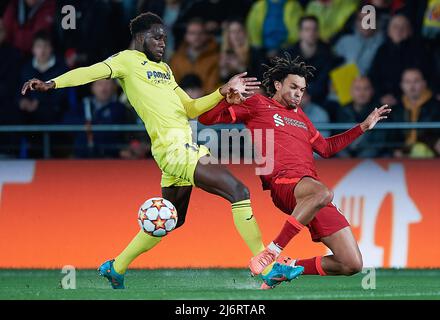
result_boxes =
[137,197,178,237]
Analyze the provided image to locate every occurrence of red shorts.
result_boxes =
[269,179,350,242]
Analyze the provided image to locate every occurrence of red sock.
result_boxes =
[273,216,304,249]
[296,256,327,276]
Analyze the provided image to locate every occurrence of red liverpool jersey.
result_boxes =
[199,94,364,189]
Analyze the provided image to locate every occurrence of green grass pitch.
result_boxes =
[0,269,439,300]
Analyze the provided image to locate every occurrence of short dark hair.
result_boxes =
[262,53,315,96]
[33,30,53,45]
[186,17,205,29]
[298,15,319,29]
[129,12,163,36]
[402,67,425,80]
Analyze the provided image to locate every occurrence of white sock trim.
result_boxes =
[268,242,282,256]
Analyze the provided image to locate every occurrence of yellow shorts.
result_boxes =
[154,142,210,188]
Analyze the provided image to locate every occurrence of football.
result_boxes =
[137,197,178,237]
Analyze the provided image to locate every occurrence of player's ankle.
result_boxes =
[268,242,282,256]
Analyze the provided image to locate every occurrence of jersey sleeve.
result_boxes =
[226,94,259,123]
[102,51,129,79]
[306,110,364,158]
[52,62,111,89]
[175,86,224,119]
[304,115,321,145]
[198,99,235,125]
[198,94,261,125]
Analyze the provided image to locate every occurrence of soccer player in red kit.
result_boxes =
[199,55,391,288]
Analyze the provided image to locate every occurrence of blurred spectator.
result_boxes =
[19,31,68,124]
[335,76,389,157]
[18,30,69,158]
[170,18,220,93]
[300,91,331,137]
[365,0,406,32]
[219,19,249,83]
[305,0,359,43]
[3,0,55,57]
[64,79,128,158]
[369,14,431,107]
[173,0,254,48]
[390,68,440,158]
[281,15,337,103]
[179,73,204,99]
[333,10,385,75]
[421,0,440,39]
[138,0,182,61]
[246,0,303,57]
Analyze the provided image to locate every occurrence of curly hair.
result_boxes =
[129,12,163,36]
[262,53,315,96]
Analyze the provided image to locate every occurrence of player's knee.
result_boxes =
[231,181,250,203]
[315,188,333,208]
[342,257,363,276]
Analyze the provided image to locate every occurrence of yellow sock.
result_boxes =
[231,199,265,255]
[113,230,161,274]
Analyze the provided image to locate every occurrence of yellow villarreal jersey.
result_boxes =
[104,50,192,151]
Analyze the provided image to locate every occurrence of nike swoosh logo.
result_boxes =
[246,215,253,221]
[272,276,288,281]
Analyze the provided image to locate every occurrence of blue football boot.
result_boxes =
[98,259,125,289]
[260,262,304,290]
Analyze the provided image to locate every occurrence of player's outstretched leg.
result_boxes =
[194,156,266,256]
[250,177,333,275]
[279,227,363,276]
[99,186,192,289]
[317,226,363,276]
[98,231,161,289]
[194,155,304,287]
[194,156,288,278]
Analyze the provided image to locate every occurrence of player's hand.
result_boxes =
[220,72,260,97]
[21,78,55,95]
[360,104,392,131]
[226,88,245,104]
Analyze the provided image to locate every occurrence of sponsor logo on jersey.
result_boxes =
[284,117,307,130]
[273,113,307,130]
[273,114,285,127]
[146,70,171,80]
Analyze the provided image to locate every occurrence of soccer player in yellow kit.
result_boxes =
[21,12,302,289]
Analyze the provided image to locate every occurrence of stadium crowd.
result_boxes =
[0,0,439,159]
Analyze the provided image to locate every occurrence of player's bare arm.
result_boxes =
[360,104,392,131]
